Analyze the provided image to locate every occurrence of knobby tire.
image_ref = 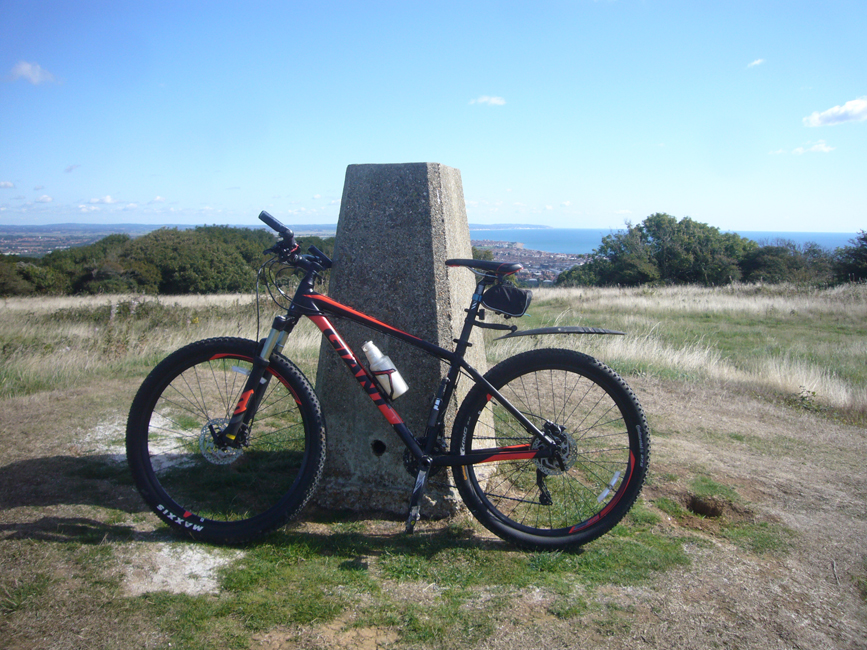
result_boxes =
[451,348,649,550]
[126,337,326,544]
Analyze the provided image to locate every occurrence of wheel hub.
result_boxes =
[199,418,244,465]
[531,423,577,475]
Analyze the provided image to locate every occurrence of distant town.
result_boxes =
[0,223,586,283]
[471,240,588,285]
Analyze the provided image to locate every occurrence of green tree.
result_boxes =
[835,230,867,282]
[122,228,255,294]
[637,214,751,285]
[40,234,132,293]
[472,246,494,261]
[0,255,33,295]
[195,225,276,268]
[741,240,833,284]
[595,225,660,285]
[557,213,756,287]
[556,261,600,287]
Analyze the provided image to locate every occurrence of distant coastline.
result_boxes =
[0,222,858,258]
[468,228,857,256]
[467,223,552,230]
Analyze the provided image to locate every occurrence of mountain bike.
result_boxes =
[126,211,649,550]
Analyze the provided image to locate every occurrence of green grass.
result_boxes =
[118,512,691,649]
[0,574,51,614]
[655,497,689,519]
[720,522,797,556]
[689,475,740,503]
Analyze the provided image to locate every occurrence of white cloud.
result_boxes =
[65,164,80,173]
[149,196,166,203]
[312,194,321,199]
[0,181,14,188]
[545,205,553,210]
[89,195,116,204]
[33,185,44,190]
[9,61,55,84]
[792,140,834,155]
[747,59,765,68]
[469,96,506,106]
[803,96,867,127]
[768,148,786,155]
[561,201,572,207]
[78,204,99,213]
[36,195,53,203]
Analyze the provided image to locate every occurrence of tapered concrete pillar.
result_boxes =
[314,163,485,517]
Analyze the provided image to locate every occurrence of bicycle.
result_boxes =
[126,211,650,551]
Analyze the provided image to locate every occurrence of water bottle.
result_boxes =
[361,341,409,399]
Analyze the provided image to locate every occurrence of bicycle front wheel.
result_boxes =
[126,337,326,544]
[452,348,649,550]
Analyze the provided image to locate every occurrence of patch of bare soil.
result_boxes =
[251,612,400,650]
[119,543,245,596]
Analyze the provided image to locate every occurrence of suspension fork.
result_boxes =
[217,314,297,447]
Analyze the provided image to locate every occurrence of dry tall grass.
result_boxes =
[0,293,321,397]
[500,283,867,418]
[2,283,865,419]
[534,282,867,318]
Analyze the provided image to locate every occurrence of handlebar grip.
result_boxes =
[258,210,294,238]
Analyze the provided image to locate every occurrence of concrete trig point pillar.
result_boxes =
[314,163,486,517]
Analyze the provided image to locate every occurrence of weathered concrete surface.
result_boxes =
[314,163,485,517]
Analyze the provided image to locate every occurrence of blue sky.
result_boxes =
[1,1,865,232]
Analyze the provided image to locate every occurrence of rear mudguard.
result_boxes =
[494,326,624,341]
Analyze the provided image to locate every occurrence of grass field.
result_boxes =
[1,283,865,649]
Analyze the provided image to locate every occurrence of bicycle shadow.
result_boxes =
[0,453,158,543]
[249,510,587,559]
[0,454,586,556]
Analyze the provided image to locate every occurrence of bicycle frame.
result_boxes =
[218,260,559,470]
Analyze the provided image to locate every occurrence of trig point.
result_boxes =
[314,163,486,517]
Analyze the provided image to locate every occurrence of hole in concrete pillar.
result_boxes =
[371,440,387,457]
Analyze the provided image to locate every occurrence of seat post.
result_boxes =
[451,276,490,361]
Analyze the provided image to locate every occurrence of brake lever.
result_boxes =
[262,239,300,262]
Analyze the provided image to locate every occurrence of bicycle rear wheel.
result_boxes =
[452,348,649,550]
[126,337,325,544]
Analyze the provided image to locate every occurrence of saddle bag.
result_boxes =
[481,283,532,318]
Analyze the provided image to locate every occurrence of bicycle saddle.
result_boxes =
[445,259,523,275]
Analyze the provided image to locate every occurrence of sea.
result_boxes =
[468,228,858,256]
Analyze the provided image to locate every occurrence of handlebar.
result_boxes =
[258,210,293,238]
[258,210,333,269]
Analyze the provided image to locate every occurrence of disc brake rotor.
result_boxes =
[531,424,577,476]
[199,418,244,465]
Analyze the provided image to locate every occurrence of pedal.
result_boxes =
[405,506,421,534]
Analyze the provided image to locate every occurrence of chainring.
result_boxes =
[403,440,445,478]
